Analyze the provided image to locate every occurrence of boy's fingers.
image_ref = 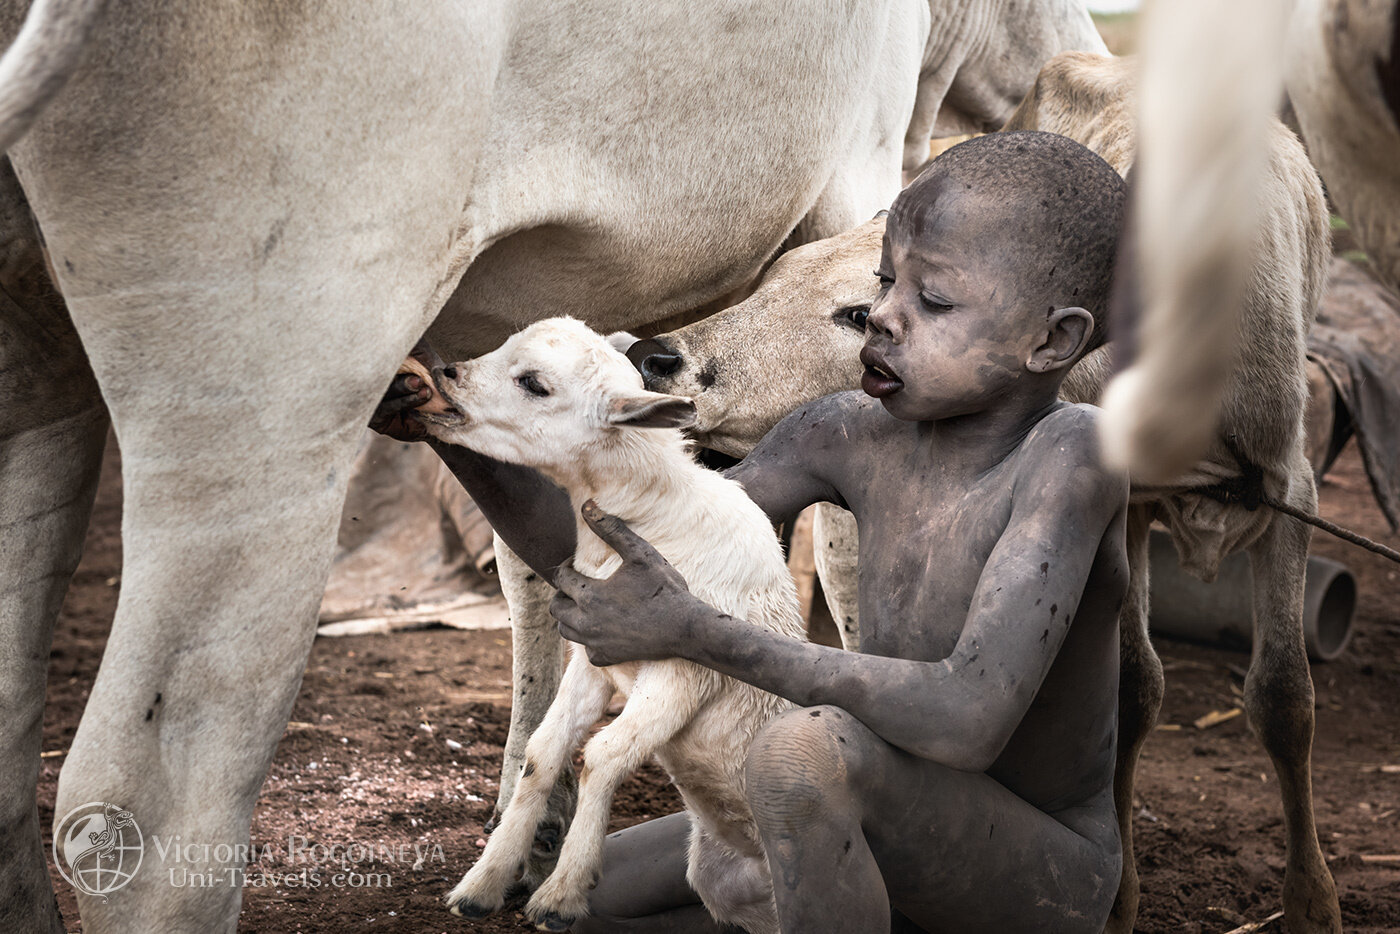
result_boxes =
[549,592,582,639]
[377,387,432,416]
[581,500,661,566]
[552,563,594,600]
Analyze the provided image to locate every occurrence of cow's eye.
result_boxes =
[836,305,870,331]
[517,373,549,397]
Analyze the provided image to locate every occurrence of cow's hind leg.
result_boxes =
[51,346,426,931]
[1105,505,1161,934]
[492,538,576,887]
[812,504,860,652]
[0,182,107,934]
[1245,466,1341,933]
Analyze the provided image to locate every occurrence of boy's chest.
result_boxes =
[851,475,1014,662]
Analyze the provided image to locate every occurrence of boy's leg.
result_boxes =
[574,813,735,933]
[746,706,1121,934]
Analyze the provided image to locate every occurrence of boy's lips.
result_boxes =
[859,346,903,399]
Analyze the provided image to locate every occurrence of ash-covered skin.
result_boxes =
[373,131,1130,932]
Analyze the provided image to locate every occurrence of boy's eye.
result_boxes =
[919,293,953,312]
[836,305,870,330]
[516,373,550,397]
[872,270,894,288]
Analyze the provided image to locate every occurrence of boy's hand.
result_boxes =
[551,501,701,666]
[369,340,445,442]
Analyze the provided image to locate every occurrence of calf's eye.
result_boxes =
[517,373,550,397]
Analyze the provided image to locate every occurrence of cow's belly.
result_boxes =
[424,0,924,359]
[428,210,785,358]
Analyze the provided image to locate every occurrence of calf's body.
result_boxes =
[423,318,803,932]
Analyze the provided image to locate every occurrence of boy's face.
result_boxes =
[861,176,1044,423]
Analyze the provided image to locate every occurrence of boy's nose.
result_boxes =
[440,365,458,381]
[865,306,902,344]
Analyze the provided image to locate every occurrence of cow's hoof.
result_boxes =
[446,899,494,920]
[483,812,500,834]
[533,911,574,932]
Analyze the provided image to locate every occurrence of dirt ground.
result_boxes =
[37,431,1400,934]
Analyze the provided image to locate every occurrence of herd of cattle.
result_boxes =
[0,0,1396,932]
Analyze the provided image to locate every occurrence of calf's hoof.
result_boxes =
[445,898,495,920]
[532,910,575,932]
[532,823,562,857]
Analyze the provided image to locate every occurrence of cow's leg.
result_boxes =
[0,209,107,934]
[448,655,612,918]
[811,504,860,652]
[50,328,431,930]
[1104,505,1160,934]
[491,536,576,886]
[1244,466,1340,934]
[526,668,706,930]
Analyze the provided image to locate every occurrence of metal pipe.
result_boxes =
[1147,530,1357,662]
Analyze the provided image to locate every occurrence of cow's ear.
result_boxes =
[606,391,696,429]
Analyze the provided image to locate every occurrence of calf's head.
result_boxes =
[420,317,696,473]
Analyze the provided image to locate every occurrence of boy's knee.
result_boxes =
[745,706,861,834]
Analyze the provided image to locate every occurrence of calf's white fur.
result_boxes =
[423,318,803,933]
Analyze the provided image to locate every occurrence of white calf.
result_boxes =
[421,318,804,933]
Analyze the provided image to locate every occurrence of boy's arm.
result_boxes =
[720,393,853,527]
[554,412,1126,771]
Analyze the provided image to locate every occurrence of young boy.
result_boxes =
[377,131,1129,933]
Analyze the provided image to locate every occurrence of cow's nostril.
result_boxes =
[441,365,458,381]
[642,353,683,380]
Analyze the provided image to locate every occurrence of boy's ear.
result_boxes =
[1028,307,1094,374]
[606,391,697,429]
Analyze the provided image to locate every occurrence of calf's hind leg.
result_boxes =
[1104,505,1161,934]
[0,174,106,934]
[1245,464,1340,934]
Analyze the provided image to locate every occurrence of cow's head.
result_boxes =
[626,217,885,458]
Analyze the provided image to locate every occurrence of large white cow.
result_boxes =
[0,0,1106,930]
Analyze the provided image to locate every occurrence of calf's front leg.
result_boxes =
[447,655,612,918]
[492,536,577,886]
[526,665,709,930]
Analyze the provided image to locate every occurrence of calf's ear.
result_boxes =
[606,391,697,429]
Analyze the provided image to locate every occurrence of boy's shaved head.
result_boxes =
[891,131,1126,350]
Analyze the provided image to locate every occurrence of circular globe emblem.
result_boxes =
[53,802,143,898]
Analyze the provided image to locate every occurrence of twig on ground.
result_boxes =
[1220,909,1284,933]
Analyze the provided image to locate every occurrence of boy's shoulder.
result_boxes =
[764,390,892,447]
[1012,402,1127,507]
